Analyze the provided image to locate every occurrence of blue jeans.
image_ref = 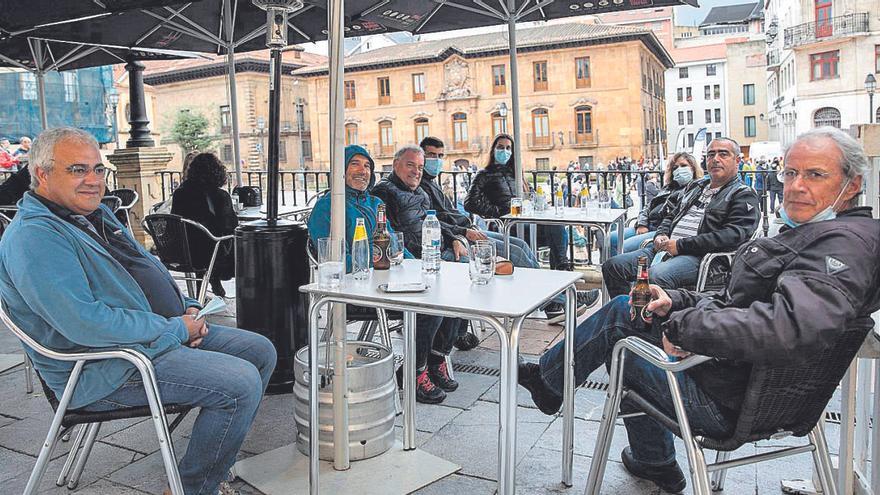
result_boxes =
[517,224,570,269]
[83,325,277,495]
[538,297,734,465]
[602,245,701,299]
[622,231,655,253]
[609,227,636,253]
[485,229,540,268]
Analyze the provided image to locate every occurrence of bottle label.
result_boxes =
[354,224,367,241]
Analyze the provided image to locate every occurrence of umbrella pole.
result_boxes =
[327,0,350,473]
[224,0,243,187]
[506,3,523,198]
[36,70,48,130]
[266,47,281,223]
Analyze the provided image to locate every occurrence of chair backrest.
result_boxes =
[101,195,122,212]
[143,214,199,273]
[110,188,139,210]
[232,186,262,207]
[0,212,11,239]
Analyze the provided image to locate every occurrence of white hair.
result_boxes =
[393,145,424,163]
[29,127,99,190]
[786,127,869,181]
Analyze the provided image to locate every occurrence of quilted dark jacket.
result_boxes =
[373,173,453,257]
[463,162,518,219]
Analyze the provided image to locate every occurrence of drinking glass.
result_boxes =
[468,240,496,285]
[596,190,611,210]
[316,237,345,289]
[387,232,404,266]
[510,197,522,216]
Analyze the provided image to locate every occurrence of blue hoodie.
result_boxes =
[307,145,410,270]
[0,193,200,409]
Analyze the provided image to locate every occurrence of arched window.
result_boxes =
[414,118,429,144]
[813,107,840,128]
[574,106,593,144]
[344,123,358,146]
[379,120,393,155]
[531,108,550,146]
[876,107,880,124]
[452,113,468,149]
[492,112,507,136]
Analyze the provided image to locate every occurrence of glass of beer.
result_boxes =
[510,197,522,216]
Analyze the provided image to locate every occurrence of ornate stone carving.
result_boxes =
[410,111,433,119]
[525,101,554,111]
[442,58,473,99]
[571,97,599,107]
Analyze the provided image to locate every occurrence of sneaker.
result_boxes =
[416,369,446,404]
[577,289,601,308]
[517,362,562,415]
[217,481,240,495]
[620,447,686,494]
[428,361,459,392]
[453,331,480,351]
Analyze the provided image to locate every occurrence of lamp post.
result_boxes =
[498,102,508,134]
[866,73,876,124]
[295,97,305,169]
[106,87,120,148]
[254,117,267,167]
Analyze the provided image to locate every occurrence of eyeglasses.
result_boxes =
[706,150,732,159]
[65,164,107,178]
[777,168,833,184]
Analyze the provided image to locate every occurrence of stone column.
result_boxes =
[107,58,171,246]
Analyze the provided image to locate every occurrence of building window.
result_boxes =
[452,113,468,149]
[531,108,550,146]
[744,116,757,137]
[412,73,425,102]
[379,120,394,154]
[713,84,720,99]
[686,87,692,101]
[220,105,231,132]
[815,0,833,38]
[536,158,550,170]
[810,50,839,81]
[221,144,233,163]
[492,64,506,94]
[679,67,689,78]
[875,45,880,73]
[678,111,684,126]
[345,123,358,146]
[716,132,723,140]
[414,118,429,143]
[687,133,695,147]
[377,77,391,105]
[20,72,36,100]
[533,61,548,91]
[301,139,312,159]
[813,107,841,128]
[743,84,755,105]
[687,110,693,125]
[344,80,356,108]
[675,88,682,102]
[705,109,712,124]
[714,108,721,123]
[574,106,593,143]
[63,72,78,102]
[706,64,717,76]
[575,56,591,88]
[492,112,507,136]
[278,140,287,163]
[704,85,711,100]
[876,107,880,123]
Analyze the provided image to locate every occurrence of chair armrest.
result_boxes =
[179,217,234,244]
[613,336,713,373]
[482,217,503,231]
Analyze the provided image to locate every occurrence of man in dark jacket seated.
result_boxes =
[517,127,880,493]
[602,138,760,297]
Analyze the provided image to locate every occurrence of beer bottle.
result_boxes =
[372,204,391,270]
[631,256,652,328]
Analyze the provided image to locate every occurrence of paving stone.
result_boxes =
[240,394,297,455]
[535,417,630,460]
[49,479,153,494]
[0,373,56,419]
[0,445,36,484]
[0,414,15,429]
[755,443,819,494]
[394,402,463,434]
[515,445,656,495]
[393,425,433,448]
[449,347,500,368]
[480,367,609,422]
[107,437,191,495]
[0,415,78,459]
[100,413,193,456]
[438,372,499,410]
[3,442,139,494]
[413,473,497,495]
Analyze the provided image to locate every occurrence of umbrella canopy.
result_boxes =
[0,37,202,72]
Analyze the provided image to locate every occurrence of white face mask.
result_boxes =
[672,167,694,186]
[779,177,851,228]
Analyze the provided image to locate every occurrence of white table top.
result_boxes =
[501,207,626,225]
[237,204,311,221]
[300,259,581,319]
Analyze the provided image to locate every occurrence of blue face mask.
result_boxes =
[672,167,694,186]
[424,157,443,177]
[779,177,851,228]
[494,148,512,165]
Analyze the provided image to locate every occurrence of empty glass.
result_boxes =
[387,232,404,266]
[468,240,496,285]
[596,190,611,210]
[316,237,345,289]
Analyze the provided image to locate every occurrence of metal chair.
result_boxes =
[142,214,233,305]
[0,212,34,394]
[0,303,190,495]
[583,325,871,495]
[109,188,139,229]
[99,195,121,213]
[694,216,765,292]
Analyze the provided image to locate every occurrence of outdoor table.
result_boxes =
[300,259,582,494]
[236,204,311,222]
[500,207,627,302]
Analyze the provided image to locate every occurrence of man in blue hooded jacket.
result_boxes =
[0,127,276,495]
[307,145,459,404]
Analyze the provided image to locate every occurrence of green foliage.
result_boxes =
[170,110,214,152]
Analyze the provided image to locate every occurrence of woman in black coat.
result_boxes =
[171,152,237,297]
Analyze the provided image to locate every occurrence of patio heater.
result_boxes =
[235,0,310,394]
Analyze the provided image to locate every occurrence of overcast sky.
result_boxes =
[675,0,754,26]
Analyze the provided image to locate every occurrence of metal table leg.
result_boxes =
[503,220,513,259]
[403,311,417,450]
[308,297,323,495]
[561,285,577,486]
[499,315,526,494]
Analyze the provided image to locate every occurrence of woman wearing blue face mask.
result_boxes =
[464,134,573,270]
[611,152,702,253]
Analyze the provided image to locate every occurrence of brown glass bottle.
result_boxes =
[631,256,652,328]
[372,204,391,270]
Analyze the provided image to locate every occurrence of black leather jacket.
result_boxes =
[463,162,517,219]
[636,181,686,231]
[420,174,473,237]
[662,208,880,412]
[373,173,453,257]
[655,176,760,257]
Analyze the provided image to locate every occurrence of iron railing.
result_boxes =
[766,49,781,69]
[0,168,117,193]
[783,13,869,49]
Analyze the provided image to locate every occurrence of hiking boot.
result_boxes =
[416,369,446,404]
[517,362,562,415]
[428,361,459,392]
[620,447,686,494]
[453,331,480,351]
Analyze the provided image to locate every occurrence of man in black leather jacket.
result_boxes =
[518,127,880,493]
[603,138,760,297]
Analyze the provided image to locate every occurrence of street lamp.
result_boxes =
[865,73,877,124]
[106,87,120,148]
[295,97,305,169]
[255,117,267,167]
[498,102,508,134]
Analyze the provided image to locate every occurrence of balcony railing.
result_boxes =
[783,13,869,49]
[526,133,554,149]
[373,142,397,158]
[567,130,600,148]
[766,49,781,69]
